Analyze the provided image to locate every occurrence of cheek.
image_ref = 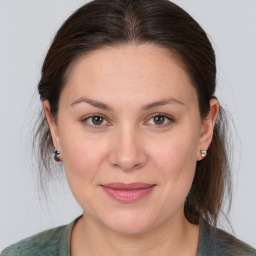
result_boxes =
[59,133,109,211]
[151,129,199,171]
[150,125,200,194]
[61,137,104,175]
[58,125,109,190]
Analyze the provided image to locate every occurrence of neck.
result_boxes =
[71,212,199,256]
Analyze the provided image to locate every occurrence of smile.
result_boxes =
[101,183,156,203]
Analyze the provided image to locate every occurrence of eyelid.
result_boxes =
[81,113,174,129]
[144,113,174,127]
[81,114,111,129]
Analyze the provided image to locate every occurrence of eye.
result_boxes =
[82,115,109,128]
[146,114,173,127]
[82,113,173,129]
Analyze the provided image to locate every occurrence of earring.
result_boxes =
[54,149,62,162]
[200,150,207,158]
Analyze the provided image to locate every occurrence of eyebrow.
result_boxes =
[70,97,185,111]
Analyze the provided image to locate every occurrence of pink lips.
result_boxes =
[101,183,156,203]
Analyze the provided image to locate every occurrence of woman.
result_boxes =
[2,0,256,255]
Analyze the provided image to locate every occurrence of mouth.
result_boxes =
[100,183,156,203]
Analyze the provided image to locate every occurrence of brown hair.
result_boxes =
[34,0,232,227]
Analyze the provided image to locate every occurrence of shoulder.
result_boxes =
[1,220,74,256]
[199,218,256,256]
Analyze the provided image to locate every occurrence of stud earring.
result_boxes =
[200,150,207,158]
[54,149,62,162]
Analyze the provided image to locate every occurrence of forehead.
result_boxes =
[62,44,197,106]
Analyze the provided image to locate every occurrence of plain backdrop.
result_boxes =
[0,0,256,251]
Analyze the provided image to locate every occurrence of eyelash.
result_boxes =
[81,113,174,129]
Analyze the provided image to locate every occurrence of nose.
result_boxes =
[108,125,147,172]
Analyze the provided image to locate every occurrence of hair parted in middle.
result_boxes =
[34,0,232,227]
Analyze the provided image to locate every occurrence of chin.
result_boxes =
[96,209,161,235]
[107,221,152,235]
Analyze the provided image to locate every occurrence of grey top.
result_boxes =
[2,217,256,256]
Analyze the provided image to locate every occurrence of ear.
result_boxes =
[43,100,61,151]
[197,98,219,160]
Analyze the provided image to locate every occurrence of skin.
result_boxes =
[44,44,219,256]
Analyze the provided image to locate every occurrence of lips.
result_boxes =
[101,183,156,203]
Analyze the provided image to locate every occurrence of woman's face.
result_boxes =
[45,44,215,234]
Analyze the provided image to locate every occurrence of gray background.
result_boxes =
[0,0,255,251]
